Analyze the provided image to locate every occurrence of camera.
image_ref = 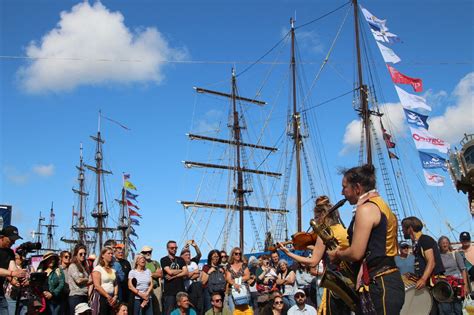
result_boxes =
[15,242,41,258]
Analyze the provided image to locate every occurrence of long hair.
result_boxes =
[401,216,424,232]
[314,195,340,226]
[71,244,88,274]
[437,235,453,252]
[228,247,242,265]
[207,249,221,267]
[342,164,376,192]
[98,247,113,267]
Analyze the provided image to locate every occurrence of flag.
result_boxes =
[129,208,142,218]
[403,108,430,130]
[124,180,137,190]
[388,151,399,160]
[129,238,137,250]
[370,29,400,44]
[360,6,388,32]
[127,200,139,209]
[423,170,445,187]
[72,211,79,216]
[418,151,447,170]
[395,86,431,112]
[381,121,396,148]
[130,229,138,237]
[376,42,401,64]
[410,127,449,153]
[387,65,423,92]
[130,218,140,226]
[123,173,130,180]
[126,190,139,201]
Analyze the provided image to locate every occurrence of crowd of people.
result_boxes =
[0,164,473,315]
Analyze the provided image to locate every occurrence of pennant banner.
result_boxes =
[404,108,430,130]
[127,200,139,210]
[129,208,142,218]
[130,218,140,226]
[418,151,447,170]
[126,190,139,201]
[388,151,399,160]
[395,86,431,112]
[423,170,445,187]
[123,173,130,180]
[410,127,450,153]
[387,65,423,92]
[124,180,137,190]
[376,42,401,64]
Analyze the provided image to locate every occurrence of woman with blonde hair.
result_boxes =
[128,254,154,315]
[91,247,118,315]
[225,247,253,315]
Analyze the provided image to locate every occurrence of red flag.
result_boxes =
[127,200,139,209]
[387,65,423,92]
[129,208,142,218]
[388,151,399,160]
[381,121,396,149]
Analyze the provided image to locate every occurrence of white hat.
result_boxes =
[295,289,305,296]
[141,245,153,252]
[75,303,91,314]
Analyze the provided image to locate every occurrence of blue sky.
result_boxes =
[1,0,473,257]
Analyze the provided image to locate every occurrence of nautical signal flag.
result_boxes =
[388,151,399,160]
[123,173,130,180]
[423,170,445,187]
[395,86,431,112]
[380,121,396,149]
[387,65,423,92]
[127,200,139,209]
[129,208,142,218]
[376,42,401,64]
[404,108,430,130]
[360,6,388,32]
[418,151,447,171]
[126,190,139,201]
[130,218,140,226]
[124,180,137,190]
[409,127,449,154]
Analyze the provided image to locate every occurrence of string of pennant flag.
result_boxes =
[124,173,140,252]
[361,5,449,187]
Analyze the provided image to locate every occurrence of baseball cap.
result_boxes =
[0,226,22,241]
[141,245,153,253]
[75,302,91,314]
[295,289,305,296]
[114,243,125,249]
[399,241,410,248]
[459,231,471,242]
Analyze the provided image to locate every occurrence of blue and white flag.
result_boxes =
[126,190,139,201]
[404,108,430,130]
[418,151,447,170]
[423,170,445,187]
[395,86,432,112]
[410,127,450,154]
[130,218,140,226]
[370,29,400,44]
[360,6,388,32]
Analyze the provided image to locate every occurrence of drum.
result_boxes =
[400,273,432,315]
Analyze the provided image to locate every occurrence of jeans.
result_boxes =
[48,301,62,315]
[134,298,154,315]
[282,295,295,308]
[439,300,463,315]
[6,297,27,315]
[163,295,176,315]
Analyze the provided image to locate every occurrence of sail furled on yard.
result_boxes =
[361,4,448,187]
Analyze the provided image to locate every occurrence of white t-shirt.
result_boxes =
[288,304,317,315]
[129,269,152,299]
[93,265,116,295]
[185,261,199,290]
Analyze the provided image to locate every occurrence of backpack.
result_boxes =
[207,269,226,293]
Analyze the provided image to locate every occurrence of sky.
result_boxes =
[1,0,473,258]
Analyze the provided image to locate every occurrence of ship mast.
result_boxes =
[117,187,129,257]
[86,112,114,251]
[43,203,58,251]
[35,212,45,252]
[290,18,303,232]
[353,0,372,165]
[180,69,288,252]
[73,143,90,244]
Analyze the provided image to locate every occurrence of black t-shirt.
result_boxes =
[160,255,186,296]
[0,248,15,296]
[414,234,445,278]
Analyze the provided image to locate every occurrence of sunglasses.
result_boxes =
[78,253,86,256]
[168,247,178,250]
[233,252,241,256]
[295,294,305,299]
[63,256,70,259]
[212,299,222,303]
[274,301,284,305]
[220,255,227,258]
[142,251,152,254]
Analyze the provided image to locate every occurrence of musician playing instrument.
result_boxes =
[401,216,445,315]
[278,195,351,315]
[326,164,404,315]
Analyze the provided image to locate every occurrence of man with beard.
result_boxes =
[287,289,316,315]
[401,216,445,315]
[161,241,187,315]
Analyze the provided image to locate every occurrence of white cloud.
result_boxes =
[3,166,29,185]
[194,109,223,134]
[340,102,406,155]
[32,164,55,177]
[429,72,474,144]
[279,28,324,54]
[17,2,186,93]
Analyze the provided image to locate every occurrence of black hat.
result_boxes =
[0,226,22,241]
[459,231,471,242]
[399,241,410,248]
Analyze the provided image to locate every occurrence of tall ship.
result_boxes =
[179,0,465,254]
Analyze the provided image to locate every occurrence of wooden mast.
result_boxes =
[180,69,287,252]
[353,0,372,165]
[290,18,303,232]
